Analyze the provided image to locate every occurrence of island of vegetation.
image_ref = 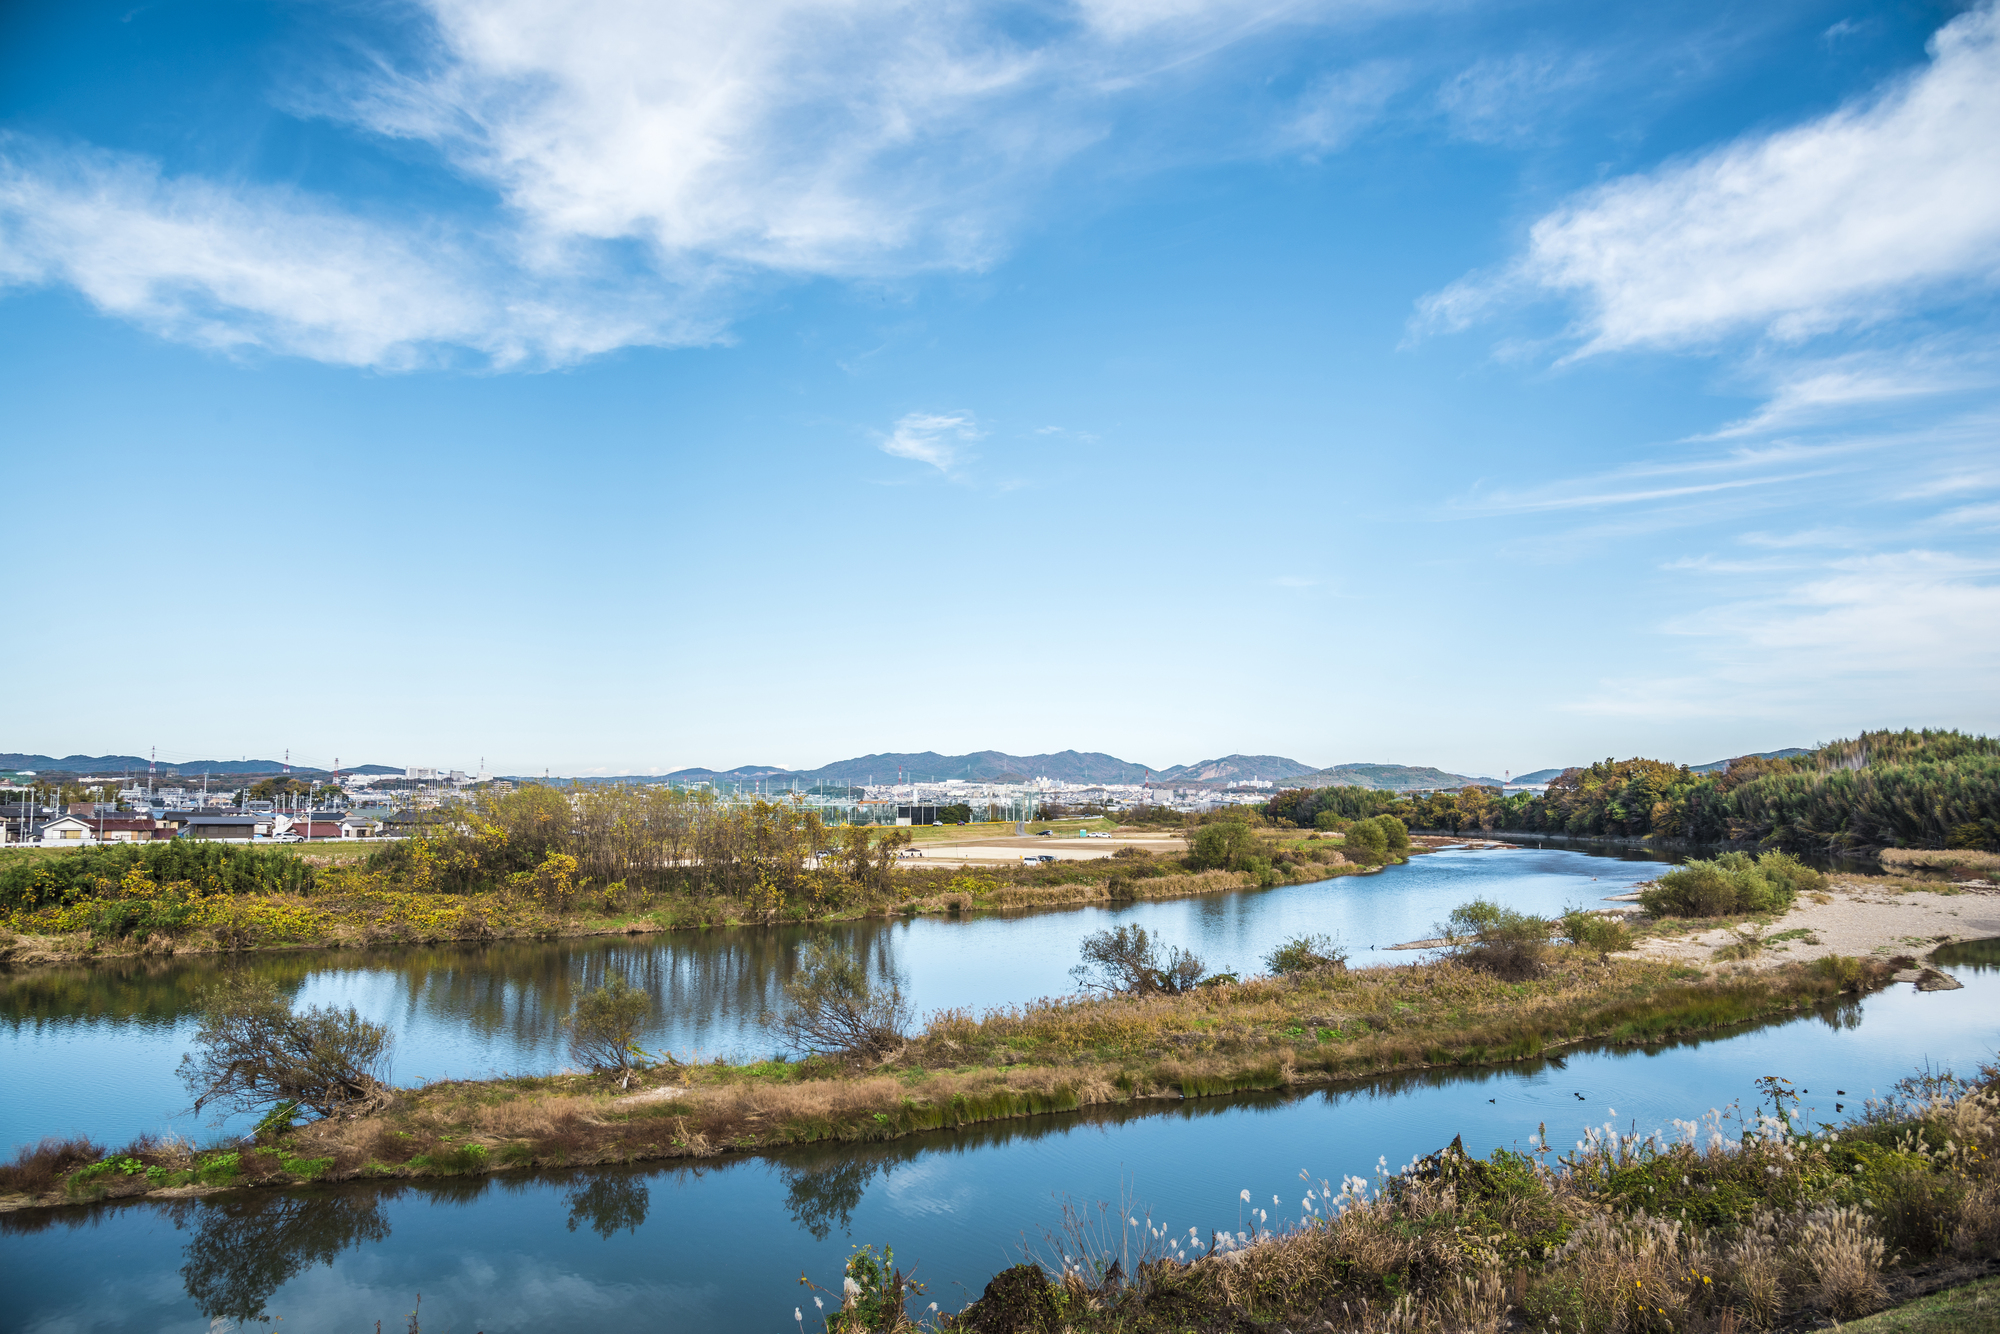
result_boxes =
[2,848,1907,1217]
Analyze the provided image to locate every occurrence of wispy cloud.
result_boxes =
[1282,60,1408,152]
[1565,550,2000,720]
[0,0,1417,368]
[1694,345,2000,439]
[1416,3,2000,351]
[1435,49,1597,145]
[0,136,719,367]
[879,411,981,471]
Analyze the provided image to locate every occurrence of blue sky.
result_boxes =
[3,0,1996,778]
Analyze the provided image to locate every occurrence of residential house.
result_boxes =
[339,813,385,839]
[176,814,271,842]
[38,815,96,846]
[89,815,161,843]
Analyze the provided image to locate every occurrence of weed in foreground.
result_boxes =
[920,1063,2000,1334]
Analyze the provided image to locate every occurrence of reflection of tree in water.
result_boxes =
[564,1174,650,1237]
[171,1190,389,1322]
[1817,998,1864,1032]
[780,1152,886,1241]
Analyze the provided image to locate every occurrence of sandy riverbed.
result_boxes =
[1621,876,2000,971]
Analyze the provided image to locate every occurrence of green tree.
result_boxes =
[1187,821,1256,870]
[565,973,652,1088]
[178,977,391,1120]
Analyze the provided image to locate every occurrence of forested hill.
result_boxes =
[1273,729,1998,853]
[1293,763,1506,791]
[1154,755,1324,784]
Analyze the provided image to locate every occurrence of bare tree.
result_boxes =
[1070,925,1207,997]
[178,977,391,1120]
[773,939,910,1059]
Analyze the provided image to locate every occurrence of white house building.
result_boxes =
[38,815,96,846]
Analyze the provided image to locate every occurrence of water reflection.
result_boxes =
[1933,937,2000,971]
[172,1190,391,1323]
[0,969,1989,1334]
[565,1174,651,1237]
[781,1147,888,1241]
[1,847,1681,1152]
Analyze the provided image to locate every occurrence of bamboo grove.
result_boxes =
[1265,729,2000,853]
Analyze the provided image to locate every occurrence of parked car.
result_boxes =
[1021,853,1057,864]
[1036,829,1053,836]
[272,831,305,844]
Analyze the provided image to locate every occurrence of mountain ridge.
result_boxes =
[0,753,404,777]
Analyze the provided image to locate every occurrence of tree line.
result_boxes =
[369,784,914,909]
[1263,729,1999,853]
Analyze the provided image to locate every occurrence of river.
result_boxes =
[3,847,1994,1334]
[1,843,1667,1151]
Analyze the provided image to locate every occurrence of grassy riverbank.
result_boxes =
[0,831,1400,966]
[0,947,1897,1212]
[924,1061,2000,1334]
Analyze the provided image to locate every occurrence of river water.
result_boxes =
[1,844,1666,1151]
[3,848,1995,1334]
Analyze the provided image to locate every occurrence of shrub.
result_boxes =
[1441,899,1549,979]
[0,1135,105,1195]
[1070,925,1207,996]
[1187,822,1256,871]
[773,939,910,1059]
[1265,933,1348,976]
[178,976,392,1120]
[1343,820,1389,863]
[1367,815,1410,852]
[1640,849,1823,918]
[566,973,652,1087]
[1557,908,1632,955]
[0,841,314,911]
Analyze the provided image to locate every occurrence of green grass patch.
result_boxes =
[1839,1278,2000,1334]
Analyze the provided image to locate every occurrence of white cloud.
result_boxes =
[1696,346,2000,439]
[1682,549,2000,667]
[1567,550,2000,720]
[1419,2,2000,351]
[1435,50,1595,145]
[0,136,720,367]
[1283,60,1407,152]
[1942,500,2000,527]
[880,411,980,470]
[1,0,1407,366]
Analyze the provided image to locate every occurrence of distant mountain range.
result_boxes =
[573,750,1502,791]
[0,753,403,777]
[9,743,1812,791]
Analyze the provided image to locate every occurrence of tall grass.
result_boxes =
[935,1064,2000,1333]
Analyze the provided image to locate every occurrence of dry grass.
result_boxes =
[936,1067,2000,1333]
[1,948,1894,1214]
